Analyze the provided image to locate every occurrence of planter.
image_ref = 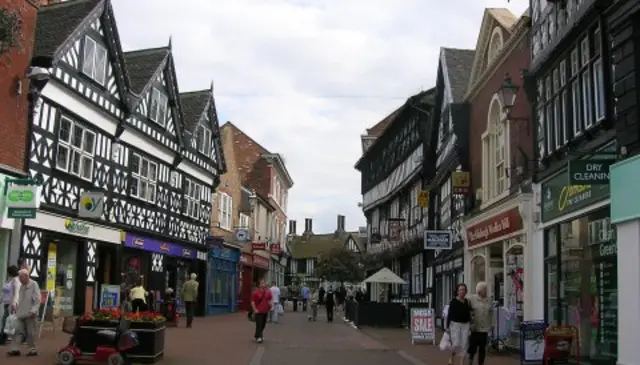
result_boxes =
[77,320,165,364]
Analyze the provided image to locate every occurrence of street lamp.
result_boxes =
[497,73,519,114]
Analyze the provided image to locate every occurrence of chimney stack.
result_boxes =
[335,214,346,232]
[304,218,313,234]
[289,220,297,235]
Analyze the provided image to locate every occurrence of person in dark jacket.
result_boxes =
[325,286,335,322]
[318,286,326,305]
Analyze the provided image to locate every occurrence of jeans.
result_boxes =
[302,298,308,311]
[184,301,195,327]
[310,303,318,320]
[0,304,9,343]
[468,332,488,365]
[326,305,334,322]
[269,303,279,323]
[254,313,267,339]
[10,316,37,351]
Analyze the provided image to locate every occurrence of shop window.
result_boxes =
[544,210,617,361]
[53,242,78,317]
[411,253,423,295]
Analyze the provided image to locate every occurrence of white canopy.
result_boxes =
[363,267,407,284]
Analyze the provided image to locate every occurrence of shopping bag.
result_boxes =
[277,303,284,315]
[439,331,452,351]
[4,314,17,336]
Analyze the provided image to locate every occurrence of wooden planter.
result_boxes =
[77,320,166,364]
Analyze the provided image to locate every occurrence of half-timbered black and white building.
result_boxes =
[425,48,474,327]
[22,0,225,316]
[355,89,435,308]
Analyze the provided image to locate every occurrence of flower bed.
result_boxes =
[77,309,166,364]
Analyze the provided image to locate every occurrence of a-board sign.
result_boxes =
[410,307,435,345]
[100,285,121,309]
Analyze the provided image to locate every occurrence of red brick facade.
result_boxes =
[0,0,38,173]
[468,28,532,199]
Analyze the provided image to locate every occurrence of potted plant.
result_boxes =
[78,308,166,363]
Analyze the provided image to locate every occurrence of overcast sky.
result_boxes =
[111,0,529,234]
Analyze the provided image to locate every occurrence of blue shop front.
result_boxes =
[207,245,240,315]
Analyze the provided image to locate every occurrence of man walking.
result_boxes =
[7,269,40,357]
[301,285,310,311]
[251,279,273,343]
[325,286,335,322]
[181,273,199,328]
[269,281,280,323]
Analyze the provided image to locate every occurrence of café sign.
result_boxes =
[466,208,523,248]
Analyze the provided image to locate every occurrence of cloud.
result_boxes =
[111,0,529,233]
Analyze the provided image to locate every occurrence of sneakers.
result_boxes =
[256,337,263,343]
[7,349,37,357]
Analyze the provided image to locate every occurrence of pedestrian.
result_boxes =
[181,273,199,328]
[325,286,335,322]
[7,269,40,357]
[129,278,148,312]
[279,285,288,311]
[1,265,20,345]
[446,283,472,365]
[468,282,493,365]
[318,286,325,305]
[269,281,280,323]
[291,283,299,311]
[308,289,319,321]
[301,285,310,311]
[251,279,273,343]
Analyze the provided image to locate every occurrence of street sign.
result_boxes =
[410,308,435,345]
[568,159,614,185]
[424,230,452,250]
[78,191,104,218]
[452,171,470,194]
[6,184,39,219]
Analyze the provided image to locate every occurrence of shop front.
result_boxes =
[252,253,270,283]
[207,245,240,315]
[122,233,208,315]
[238,252,254,311]
[537,167,614,364]
[19,211,121,315]
[464,198,531,344]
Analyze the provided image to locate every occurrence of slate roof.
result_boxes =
[123,47,168,94]
[34,0,101,58]
[179,90,210,133]
[289,231,361,259]
[442,48,476,102]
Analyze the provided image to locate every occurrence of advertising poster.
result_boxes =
[46,243,57,291]
[100,285,121,309]
[410,308,435,345]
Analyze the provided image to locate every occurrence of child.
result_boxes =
[308,289,319,321]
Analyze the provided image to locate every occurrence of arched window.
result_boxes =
[482,98,507,202]
[487,27,504,65]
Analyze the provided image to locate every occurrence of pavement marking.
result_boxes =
[250,345,265,365]
[398,350,428,365]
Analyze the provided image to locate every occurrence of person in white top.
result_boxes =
[1,266,20,344]
[269,282,281,323]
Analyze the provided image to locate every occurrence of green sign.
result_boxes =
[64,219,91,235]
[541,171,610,222]
[568,160,615,185]
[5,183,39,219]
[7,208,36,219]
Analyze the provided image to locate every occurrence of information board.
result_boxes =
[520,321,547,364]
[410,307,435,345]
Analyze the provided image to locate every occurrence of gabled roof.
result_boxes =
[123,47,168,95]
[179,89,211,133]
[289,233,348,259]
[345,232,364,252]
[441,48,475,103]
[33,0,101,59]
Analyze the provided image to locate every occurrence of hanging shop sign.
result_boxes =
[78,191,104,218]
[451,171,471,194]
[424,230,452,250]
[123,233,197,259]
[418,190,430,208]
[252,242,267,251]
[253,255,270,269]
[270,243,281,255]
[64,219,91,235]
[466,208,523,248]
[6,184,39,219]
[568,160,615,185]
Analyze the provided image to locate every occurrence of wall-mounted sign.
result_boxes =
[253,255,270,269]
[568,159,614,185]
[424,230,452,250]
[6,184,39,219]
[78,191,104,218]
[123,233,196,259]
[466,208,523,248]
[418,190,430,208]
[252,242,267,251]
[235,228,250,242]
[64,219,91,235]
[541,173,609,222]
[451,171,471,194]
[270,243,281,255]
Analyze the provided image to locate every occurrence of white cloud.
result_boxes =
[111,0,529,233]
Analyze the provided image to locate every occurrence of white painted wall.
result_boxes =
[615,219,640,365]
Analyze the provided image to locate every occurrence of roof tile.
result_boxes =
[122,47,168,94]
[443,48,476,102]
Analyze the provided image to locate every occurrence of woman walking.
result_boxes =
[446,283,472,365]
[468,282,493,365]
[0,266,20,345]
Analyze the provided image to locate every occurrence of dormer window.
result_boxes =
[195,124,212,156]
[82,36,107,85]
[150,88,168,126]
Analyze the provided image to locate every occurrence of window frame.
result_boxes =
[196,124,212,156]
[130,153,158,204]
[217,192,233,231]
[81,36,107,86]
[56,116,96,181]
[184,178,202,219]
[149,88,168,126]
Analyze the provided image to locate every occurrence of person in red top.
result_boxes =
[251,279,273,343]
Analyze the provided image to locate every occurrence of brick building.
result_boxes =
[461,8,532,344]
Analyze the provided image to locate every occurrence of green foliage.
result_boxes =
[0,8,23,58]
[314,246,364,283]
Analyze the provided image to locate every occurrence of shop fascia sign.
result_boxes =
[567,159,615,185]
[465,208,523,248]
[64,219,91,235]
